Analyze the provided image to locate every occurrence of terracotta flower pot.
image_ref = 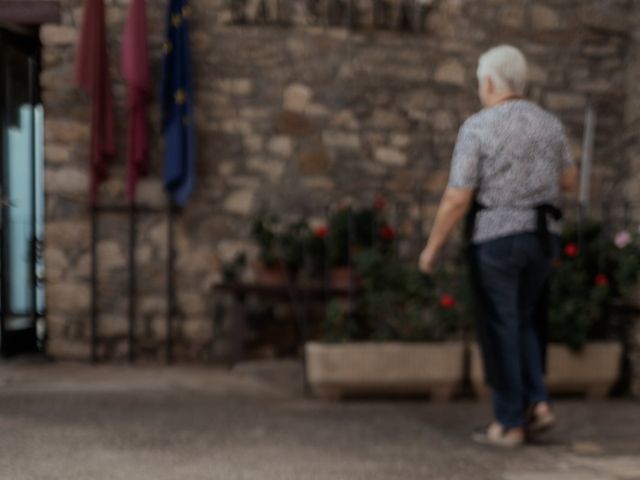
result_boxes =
[253,261,289,286]
[329,266,356,289]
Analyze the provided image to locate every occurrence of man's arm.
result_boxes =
[560,165,578,193]
[419,187,474,274]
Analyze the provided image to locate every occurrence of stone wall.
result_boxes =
[623,1,640,397]
[624,1,640,223]
[40,0,636,362]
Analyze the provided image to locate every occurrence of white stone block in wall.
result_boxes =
[302,176,334,190]
[433,110,456,132]
[283,83,312,112]
[375,147,407,167]
[434,60,466,87]
[305,103,330,118]
[99,315,128,337]
[499,5,525,28]
[218,78,254,96]
[40,25,77,46]
[45,168,88,196]
[528,64,548,83]
[531,5,561,30]
[181,318,213,344]
[97,241,127,271]
[47,282,91,313]
[218,161,236,177]
[330,110,359,130]
[369,109,408,130]
[224,189,256,216]
[45,249,68,280]
[222,119,252,135]
[45,144,71,164]
[268,136,294,158]
[390,133,410,148]
[135,179,166,208]
[45,119,90,143]
[248,157,286,182]
[546,93,586,111]
[322,131,361,149]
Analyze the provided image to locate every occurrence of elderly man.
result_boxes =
[419,45,578,447]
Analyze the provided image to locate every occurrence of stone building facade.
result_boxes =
[39,0,637,362]
[624,1,640,397]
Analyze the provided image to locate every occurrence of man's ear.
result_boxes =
[485,76,494,95]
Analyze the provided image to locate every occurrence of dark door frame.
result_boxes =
[0,27,44,356]
[0,2,59,357]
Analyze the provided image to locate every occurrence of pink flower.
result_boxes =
[614,231,632,249]
[595,274,609,287]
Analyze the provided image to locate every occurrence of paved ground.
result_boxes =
[0,359,639,480]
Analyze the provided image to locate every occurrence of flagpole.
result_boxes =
[90,203,98,363]
[127,200,137,363]
[166,200,175,364]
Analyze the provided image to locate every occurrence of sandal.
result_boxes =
[527,404,556,435]
[472,422,524,448]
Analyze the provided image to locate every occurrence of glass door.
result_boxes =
[0,28,46,356]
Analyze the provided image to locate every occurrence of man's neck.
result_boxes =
[488,92,522,108]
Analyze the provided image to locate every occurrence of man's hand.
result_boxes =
[419,247,437,275]
[418,187,473,275]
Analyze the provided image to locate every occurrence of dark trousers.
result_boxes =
[472,233,554,428]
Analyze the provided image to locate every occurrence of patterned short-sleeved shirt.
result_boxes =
[448,99,575,244]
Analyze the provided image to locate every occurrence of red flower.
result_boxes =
[374,196,386,211]
[595,274,609,286]
[379,225,395,240]
[564,243,579,257]
[314,226,328,239]
[440,294,456,310]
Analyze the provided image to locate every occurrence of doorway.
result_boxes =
[0,27,46,356]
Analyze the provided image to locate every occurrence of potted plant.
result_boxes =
[470,222,639,398]
[221,253,248,283]
[251,214,310,285]
[278,219,310,280]
[251,213,287,285]
[324,198,393,289]
[306,247,467,400]
[305,224,329,283]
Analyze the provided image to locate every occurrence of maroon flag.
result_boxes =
[75,0,116,204]
[121,0,151,202]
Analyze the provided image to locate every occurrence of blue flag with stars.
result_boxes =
[161,0,195,206]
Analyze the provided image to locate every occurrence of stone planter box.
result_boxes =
[470,342,622,400]
[306,341,465,401]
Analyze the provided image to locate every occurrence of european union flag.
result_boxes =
[161,0,195,206]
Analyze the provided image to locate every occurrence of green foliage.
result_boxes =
[251,214,311,273]
[430,257,474,337]
[322,248,463,343]
[549,222,640,351]
[222,253,247,282]
[252,214,279,267]
[279,220,310,271]
[323,299,359,343]
[326,206,392,266]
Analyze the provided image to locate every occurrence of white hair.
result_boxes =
[477,45,528,95]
